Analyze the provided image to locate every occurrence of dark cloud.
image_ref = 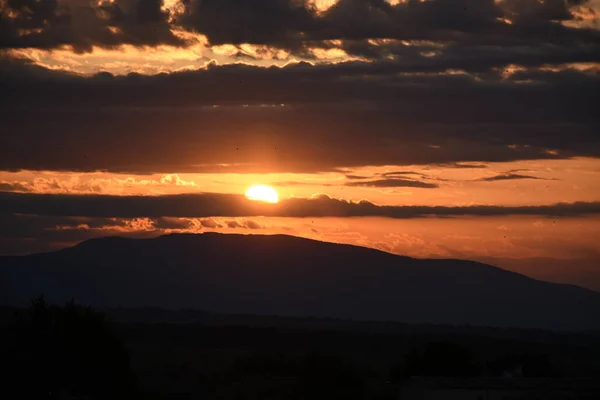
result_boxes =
[480,173,547,182]
[153,217,194,230]
[225,219,263,229]
[175,0,599,49]
[1,57,598,173]
[0,214,107,238]
[0,212,270,254]
[0,182,29,191]
[343,169,547,186]
[193,0,600,78]
[244,219,262,229]
[177,0,315,47]
[381,171,418,175]
[0,192,248,218]
[277,174,439,188]
[436,163,488,169]
[346,178,438,188]
[1,0,598,62]
[0,213,161,255]
[380,171,432,179]
[0,213,255,254]
[272,181,332,187]
[1,1,599,174]
[200,218,221,228]
[501,0,589,22]
[0,0,185,52]
[226,220,243,228]
[2,191,600,219]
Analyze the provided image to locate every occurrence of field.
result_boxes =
[110,310,600,399]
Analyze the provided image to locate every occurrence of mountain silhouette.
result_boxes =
[1,233,598,330]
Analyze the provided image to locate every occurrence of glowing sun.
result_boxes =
[245,185,279,203]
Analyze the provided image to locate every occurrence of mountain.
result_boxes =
[1,233,599,330]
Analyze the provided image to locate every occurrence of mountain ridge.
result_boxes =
[1,233,598,331]
[63,233,556,281]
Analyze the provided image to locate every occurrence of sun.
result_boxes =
[245,185,279,203]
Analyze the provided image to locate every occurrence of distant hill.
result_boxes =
[1,233,599,330]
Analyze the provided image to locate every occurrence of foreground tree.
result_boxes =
[2,297,134,399]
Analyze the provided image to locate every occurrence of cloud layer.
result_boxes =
[1,0,185,52]
[2,1,599,173]
[2,191,600,218]
[2,0,598,52]
[2,56,598,173]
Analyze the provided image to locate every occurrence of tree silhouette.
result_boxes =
[2,296,134,399]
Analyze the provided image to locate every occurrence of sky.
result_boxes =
[1,0,600,290]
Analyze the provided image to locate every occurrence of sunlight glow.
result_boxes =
[245,185,280,203]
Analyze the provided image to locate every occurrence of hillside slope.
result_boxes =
[1,233,598,330]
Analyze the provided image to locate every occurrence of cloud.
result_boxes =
[177,0,315,48]
[0,212,271,254]
[0,213,176,255]
[226,220,243,228]
[175,0,599,49]
[440,163,488,169]
[0,173,197,195]
[479,173,548,182]
[346,178,438,188]
[244,219,263,229]
[0,211,272,254]
[1,56,598,173]
[200,218,221,228]
[2,0,598,54]
[0,181,29,192]
[153,217,194,230]
[380,171,425,177]
[344,174,370,180]
[225,219,264,229]
[1,1,599,175]
[2,191,600,219]
[0,0,186,52]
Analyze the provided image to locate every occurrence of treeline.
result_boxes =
[1,299,598,399]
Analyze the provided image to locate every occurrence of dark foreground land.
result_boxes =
[2,306,600,399]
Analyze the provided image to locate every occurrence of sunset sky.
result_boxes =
[1,0,600,290]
